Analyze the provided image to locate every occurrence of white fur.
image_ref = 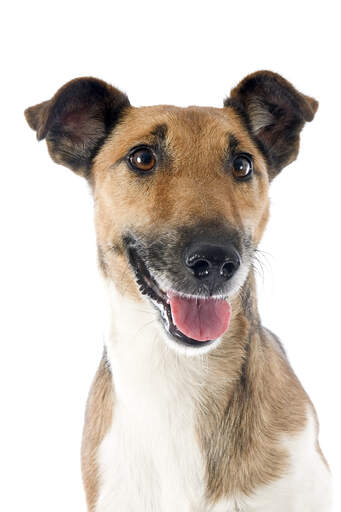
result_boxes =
[95,280,332,511]
[96,282,209,511]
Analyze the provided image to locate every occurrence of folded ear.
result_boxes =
[25,77,130,177]
[226,71,318,177]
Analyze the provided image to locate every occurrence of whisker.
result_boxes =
[251,248,273,284]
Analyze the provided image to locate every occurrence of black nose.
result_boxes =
[185,243,240,281]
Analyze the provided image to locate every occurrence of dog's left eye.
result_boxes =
[232,154,253,180]
[128,147,156,173]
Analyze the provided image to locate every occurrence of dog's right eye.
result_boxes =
[232,153,253,181]
[128,147,156,173]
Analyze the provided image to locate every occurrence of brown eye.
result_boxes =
[128,147,156,173]
[232,154,253,180]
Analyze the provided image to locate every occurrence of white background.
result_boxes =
[1,1,340,510]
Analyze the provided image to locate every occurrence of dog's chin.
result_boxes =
[127,246,240,356]
[159,324,224,356]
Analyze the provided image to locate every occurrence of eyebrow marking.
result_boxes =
[150,123,168,141]
[110,124,168,169]
[229,133,240,154]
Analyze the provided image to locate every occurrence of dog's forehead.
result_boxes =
[122,104,235,129]
[104,104,254,159]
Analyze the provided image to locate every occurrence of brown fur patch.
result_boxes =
[81,355,114,511]
[197,273,311,501]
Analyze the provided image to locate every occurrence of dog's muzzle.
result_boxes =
[124,223,249,348]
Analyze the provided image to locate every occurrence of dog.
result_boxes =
[25,71,332,511]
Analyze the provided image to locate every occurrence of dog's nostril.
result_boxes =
[187,256,211,278]
[191,259,210,278]
[220,260,238,279]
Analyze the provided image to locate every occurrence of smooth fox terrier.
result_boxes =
[25,71,331,511]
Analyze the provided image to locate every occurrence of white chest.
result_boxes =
[96,397,207,512]
[95,291,211,512]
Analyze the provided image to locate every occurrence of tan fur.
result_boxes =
[81,356,113,511]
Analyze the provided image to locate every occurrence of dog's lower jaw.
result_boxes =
[103,272,238,357]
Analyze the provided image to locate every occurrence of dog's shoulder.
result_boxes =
[81,353,114,511]
[240,409,332,511]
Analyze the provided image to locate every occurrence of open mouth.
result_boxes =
[127,246,232,348]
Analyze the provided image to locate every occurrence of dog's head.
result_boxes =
[25,72,317,353]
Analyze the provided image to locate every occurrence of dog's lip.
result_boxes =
[126,245,168,305]
[126,245,217,348]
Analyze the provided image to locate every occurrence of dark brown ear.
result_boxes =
[225,71,318,177]
[25,77,130,177]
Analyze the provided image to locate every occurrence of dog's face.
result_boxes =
[93,106,269,349]
[25,72,317,353]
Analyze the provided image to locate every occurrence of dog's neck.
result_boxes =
[102,270,261,406]
[100,270,306,502]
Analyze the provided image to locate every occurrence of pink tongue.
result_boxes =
[167,291,231,342]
